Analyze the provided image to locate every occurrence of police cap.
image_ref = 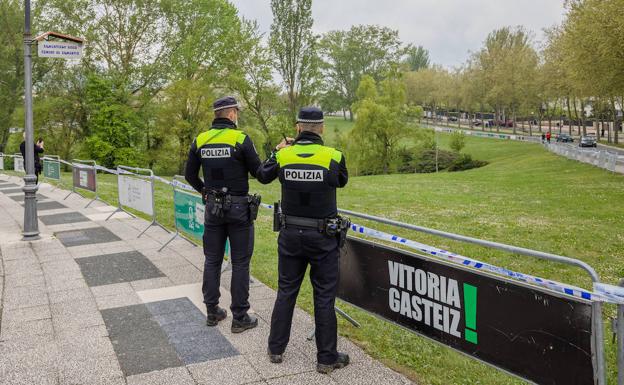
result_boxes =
[297,107,324,124]
[213,96,240,112]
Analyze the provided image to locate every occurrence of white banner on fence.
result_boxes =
[14,157,24,172]
[0,155,3,170]
[118,174,154,216]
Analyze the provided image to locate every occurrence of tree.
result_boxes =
[269,0,319,122]
[229,20,284,156]
[403,45,430,71]
[0,0,23,152]
[561,0,624,143]
[477,27,538,133]
[319,25,407,120]
[349,74,411,174]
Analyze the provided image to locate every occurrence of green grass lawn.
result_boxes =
[3,132,623,384]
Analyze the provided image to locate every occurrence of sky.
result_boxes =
[229,0,567,68]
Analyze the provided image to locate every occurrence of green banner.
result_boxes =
[174,189,205,241]
[43,159,61,180]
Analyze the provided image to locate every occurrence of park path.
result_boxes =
[0,174,412,385]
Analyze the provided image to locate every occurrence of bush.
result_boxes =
[447,153,489,172]
[412,148,459,173]
[449,131,466,152]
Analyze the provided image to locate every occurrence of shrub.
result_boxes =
[412,148,459,173]
[449,131,466,152]
[447,153,489,172]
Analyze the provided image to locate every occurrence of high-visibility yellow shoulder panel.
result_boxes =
[196,129,247,148]
[276,144,336,169]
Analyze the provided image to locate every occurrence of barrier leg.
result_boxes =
[618,279,624,385]
[158,232,180,252]
[593,302,606,385]
[137,221,153,238]
[307,306,361,341]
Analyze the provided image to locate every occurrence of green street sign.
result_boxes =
[43,159,61,180]
[174,189,205,241]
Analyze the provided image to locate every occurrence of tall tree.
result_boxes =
[269,0,319,122]
[228,20,283,156]
[0,0,23,152]
[403,45,430,71]
[319,25,406,120]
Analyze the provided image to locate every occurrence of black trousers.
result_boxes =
[202,199,254,320]
[268,227,340,365]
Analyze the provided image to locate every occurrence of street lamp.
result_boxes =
[22,0,39,240]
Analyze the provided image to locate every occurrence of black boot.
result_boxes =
[317,352,350,374]
[267,348,283,364]
[231,313,258,333]
[206,306,227,326]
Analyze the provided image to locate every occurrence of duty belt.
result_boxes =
[282,215,326,232]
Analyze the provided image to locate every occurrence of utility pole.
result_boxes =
[22,0,39,240]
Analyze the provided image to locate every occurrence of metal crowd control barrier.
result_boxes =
[159,175,202,251]
[107,165,168,238]
[13,153,24,173]
[42,155,61,190]
[0,152,4,171]
[336,207,608,385]
[545,143,623,174]
[159,175,230,274]
[64,159,101,207]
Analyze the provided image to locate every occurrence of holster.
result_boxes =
[273,202,282,232]
[207,187,230,218]
[248,194,261,221]
[336,215,351,248]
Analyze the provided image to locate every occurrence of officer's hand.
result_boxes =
[275,138,294,151]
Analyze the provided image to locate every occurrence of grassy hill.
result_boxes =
[4,127,623,384]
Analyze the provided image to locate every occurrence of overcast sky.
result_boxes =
[229,0,567,67]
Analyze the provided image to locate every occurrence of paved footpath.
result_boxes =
[0,174,412,385]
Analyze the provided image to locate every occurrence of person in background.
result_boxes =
[19,133,44,183]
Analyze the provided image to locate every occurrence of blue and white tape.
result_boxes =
[260,204,622,304]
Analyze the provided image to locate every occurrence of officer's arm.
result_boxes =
[241,136,262,178]
[184,140,205,193]
[255,151,280,184]
[337,154,348,188]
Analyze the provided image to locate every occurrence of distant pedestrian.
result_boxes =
[541,133,545,143]
[19,133,44,183]
[546,131,551,143]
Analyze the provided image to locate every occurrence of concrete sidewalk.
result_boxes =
[0,175,412,385]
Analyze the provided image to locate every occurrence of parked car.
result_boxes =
[472,120,482,126]
[556,133,574,143]
[579,135,597,148]
[447,116,458,122]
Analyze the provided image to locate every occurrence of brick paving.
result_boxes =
[0,174,412,385]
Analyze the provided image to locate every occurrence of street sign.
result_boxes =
[38,40,82,59]
[338,237,595,385]
[35,32,84,60]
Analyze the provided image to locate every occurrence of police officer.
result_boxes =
[256,107,350,374]
[185,96,262,333]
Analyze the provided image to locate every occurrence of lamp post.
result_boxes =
[22,0,39,240]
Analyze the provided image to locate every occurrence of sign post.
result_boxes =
[21,0,38,240]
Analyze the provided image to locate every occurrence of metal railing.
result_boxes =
[338,207,608,385]
[545,143,623,174]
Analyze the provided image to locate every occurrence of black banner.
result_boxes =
[338,237,594,385]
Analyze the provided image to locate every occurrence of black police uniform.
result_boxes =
[256,110,348,366]
[185,97,262,325]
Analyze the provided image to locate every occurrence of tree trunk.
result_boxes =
[611,98,619,144]
[564,97,572,136]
